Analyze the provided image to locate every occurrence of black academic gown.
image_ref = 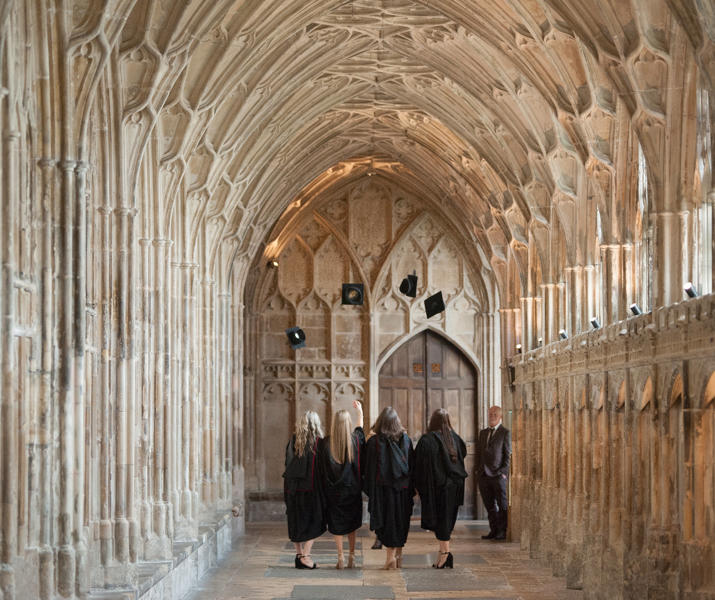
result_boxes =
[363,432,414,548]
[317,427,366,535]
[414,430,468,541]
[283,436,326,543]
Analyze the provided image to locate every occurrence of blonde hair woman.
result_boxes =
[284,410,326,569]
[317,401,365,569]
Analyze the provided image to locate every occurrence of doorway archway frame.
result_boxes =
[369,323,483,436]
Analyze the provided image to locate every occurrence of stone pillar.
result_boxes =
[584,265,600,329]
[73,160,89,596]
[176,261,199,536]
[37,158,56,600]
[97,203,113,569]
[233,299,247,537]
[653,211,685,306]
[600,244,624,325]
[113,205,138,565]
[137,235,153,561]
[499,308,520,360]
[151,238,172,558]
[1,128,20,600]
[621,243,638,311]
[540,283,559,345]
[520,296,541,352]
[57,159,77,598]
[201,276,217,508]
[564,266,583,336]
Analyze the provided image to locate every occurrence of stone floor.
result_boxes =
[183,521,583,600]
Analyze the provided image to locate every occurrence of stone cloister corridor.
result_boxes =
[0,1,713,599]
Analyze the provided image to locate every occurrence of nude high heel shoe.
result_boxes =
[347,551,355,568]
[336,552,345,569]
[382,549,397,570]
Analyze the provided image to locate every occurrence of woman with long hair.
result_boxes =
[363,406,414,569]
[284,410,326,569]
[317,400,365,569]
[414,408,468,568]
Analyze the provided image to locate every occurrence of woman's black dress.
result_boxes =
[363,432,414,547]
[283,435,326,543]
[317,427,366,535]
[414,430,468,541]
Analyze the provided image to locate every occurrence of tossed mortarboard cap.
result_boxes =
[399,273,418,297]
[424,291,445,318]
[285,326,306,349]
[341,283,364,305]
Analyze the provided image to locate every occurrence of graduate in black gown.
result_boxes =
[317,400,366,569]
[415,408,468,569]
[284,410,326,569]
[363,406,414,569]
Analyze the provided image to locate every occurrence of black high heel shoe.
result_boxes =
[432,551,453,569]
[295,554,318,569]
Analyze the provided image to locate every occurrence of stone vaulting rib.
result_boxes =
[0,0,712,599]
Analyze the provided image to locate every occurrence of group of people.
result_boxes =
[283,401,511,570]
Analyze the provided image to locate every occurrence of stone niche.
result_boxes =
[246,177,487,509]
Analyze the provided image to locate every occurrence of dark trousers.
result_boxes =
[478,473,508,535]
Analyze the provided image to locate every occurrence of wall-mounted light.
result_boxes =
[558,329,568,340]
[515,344,522,354]
[629,303,642,316]
[537,337,543,347]
[590,317,601,330]
[684,282,698,298]
[267,259,279,269]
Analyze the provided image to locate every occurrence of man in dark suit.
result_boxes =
[476,405,511,540]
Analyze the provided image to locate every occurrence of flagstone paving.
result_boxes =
[183,521,584,600]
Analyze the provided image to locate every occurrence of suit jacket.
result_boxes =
[476,424,511,478]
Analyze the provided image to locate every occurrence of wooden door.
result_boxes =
[378,330,481,517]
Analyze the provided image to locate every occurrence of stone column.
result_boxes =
[98,201,114,569]
[218,291,232,504]
[201,276,217,508]
[151,239,172,557]
[37,158,56,600]
[499,307,520,360]
[233,299,247,536]
[564,266,583,336]
[1,128,20,600]
[73,159,90,596]
[176,261,198,536]
[57,159,77,598]
[621,243,638,311]
[653,211,685,306]
[113,205,138,565]
[584,265,600,329]
[540,283,558,344]
[600,244,624,325]
[137,235,153,560]
[520,296,541,352]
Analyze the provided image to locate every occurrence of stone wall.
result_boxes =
[244,177,502,499]
[508,295,715,599]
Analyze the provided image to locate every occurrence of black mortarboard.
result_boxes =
[341,283,364,305]
[399,273,418,297]
[285,326,306,349]
[424,291,445,318]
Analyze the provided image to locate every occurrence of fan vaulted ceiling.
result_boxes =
[101,0,712,295]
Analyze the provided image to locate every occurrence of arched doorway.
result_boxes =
[378,330,482,517]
